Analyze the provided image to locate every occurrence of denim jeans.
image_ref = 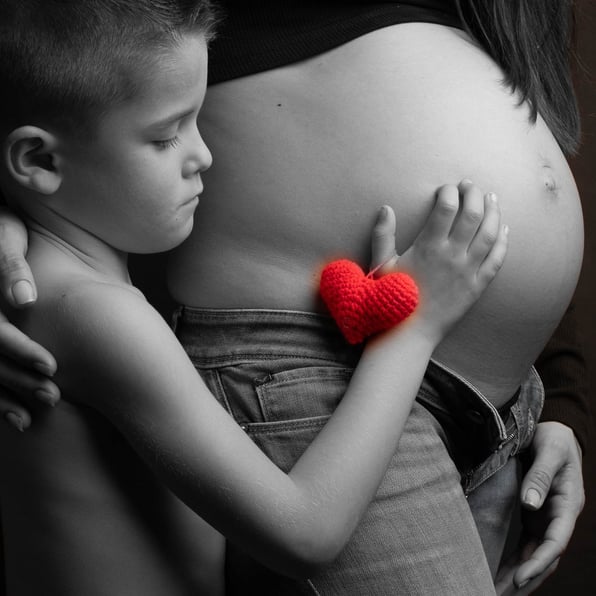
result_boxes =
[173,307,544,596]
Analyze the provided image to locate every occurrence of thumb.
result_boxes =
[520,453,557,510]
[0,208,37,308]
[370,205,399,275]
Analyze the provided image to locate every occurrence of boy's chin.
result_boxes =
[133,222,195,255]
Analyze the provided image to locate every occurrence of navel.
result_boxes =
[540,159,561,200]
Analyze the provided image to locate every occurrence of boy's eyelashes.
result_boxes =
[153,136,180,150]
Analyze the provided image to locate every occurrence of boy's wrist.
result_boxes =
[376,312,443,354]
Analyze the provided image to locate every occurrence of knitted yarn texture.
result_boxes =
[320,259,419,344]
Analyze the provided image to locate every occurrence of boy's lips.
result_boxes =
[182,192,201,206]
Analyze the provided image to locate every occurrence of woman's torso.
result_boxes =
[168,23,584,406]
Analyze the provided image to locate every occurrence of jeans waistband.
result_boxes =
[173,306,543,463]
[173,307,363,366]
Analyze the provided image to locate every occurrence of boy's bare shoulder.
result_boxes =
[21,240,146,328]
[43,275,146,318]
[21,269,161,361]
[28,273,148,332]
[24,273,181,405]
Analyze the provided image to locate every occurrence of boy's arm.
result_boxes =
[29,182,506,579]
[51,284,438,578]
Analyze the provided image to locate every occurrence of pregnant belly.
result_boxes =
[168,23,584,404]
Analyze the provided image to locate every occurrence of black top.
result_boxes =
[536,302,592,453]
[208,1,460,84]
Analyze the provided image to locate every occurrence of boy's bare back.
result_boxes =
[0,401,225,595]
[0,241,225,595]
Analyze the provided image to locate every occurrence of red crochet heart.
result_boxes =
[320,259,419,344]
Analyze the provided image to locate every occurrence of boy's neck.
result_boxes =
[25,209,131,284]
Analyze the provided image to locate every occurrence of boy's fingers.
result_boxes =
[449,181,485,248]
[370,205,399,274]
[417,184,459,243]
[477,224,508,285]
[467,193,501,263]
[0,207,37,308]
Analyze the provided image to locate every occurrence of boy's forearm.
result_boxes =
[288,320,436,559]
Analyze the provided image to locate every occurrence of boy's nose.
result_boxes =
[183,135,212,178]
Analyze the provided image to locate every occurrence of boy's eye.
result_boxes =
[154,136,180,150]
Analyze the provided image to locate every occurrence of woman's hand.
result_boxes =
[0,206,37,307]
[495,556,558,595]
[371,180,509,344]
[501,421,585,591]
[0,206,60,430]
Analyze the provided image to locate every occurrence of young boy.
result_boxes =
[0,1,508,594]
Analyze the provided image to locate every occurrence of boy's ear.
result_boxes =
[4,126,62,195]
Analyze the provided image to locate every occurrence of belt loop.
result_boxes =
[170,305,184,332]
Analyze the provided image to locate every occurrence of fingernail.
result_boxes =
[34,361,56,377]
[461,178,473,185]
[4,412,24,432]
[517,578,530,589]
[34,388,58,407]
[377,205,389,222]
[503,224,510,236]
[488,192,498,203]
[11,280,36,306]
[524,488,540,509]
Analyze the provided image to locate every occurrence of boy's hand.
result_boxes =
[371,180,508,343]
[0,207,59,430]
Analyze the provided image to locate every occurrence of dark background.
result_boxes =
[0,3,594,594]
[537,1,596,594]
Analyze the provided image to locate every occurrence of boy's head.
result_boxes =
[0,0,217,138]
[0,0,216,254]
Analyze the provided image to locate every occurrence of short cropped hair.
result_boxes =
[0,0,218,136]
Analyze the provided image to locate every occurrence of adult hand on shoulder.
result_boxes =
[497,420,584,592]
[0,206,60,431]
[0,206,36,308]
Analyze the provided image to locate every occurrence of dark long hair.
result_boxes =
[455,0,580,155]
